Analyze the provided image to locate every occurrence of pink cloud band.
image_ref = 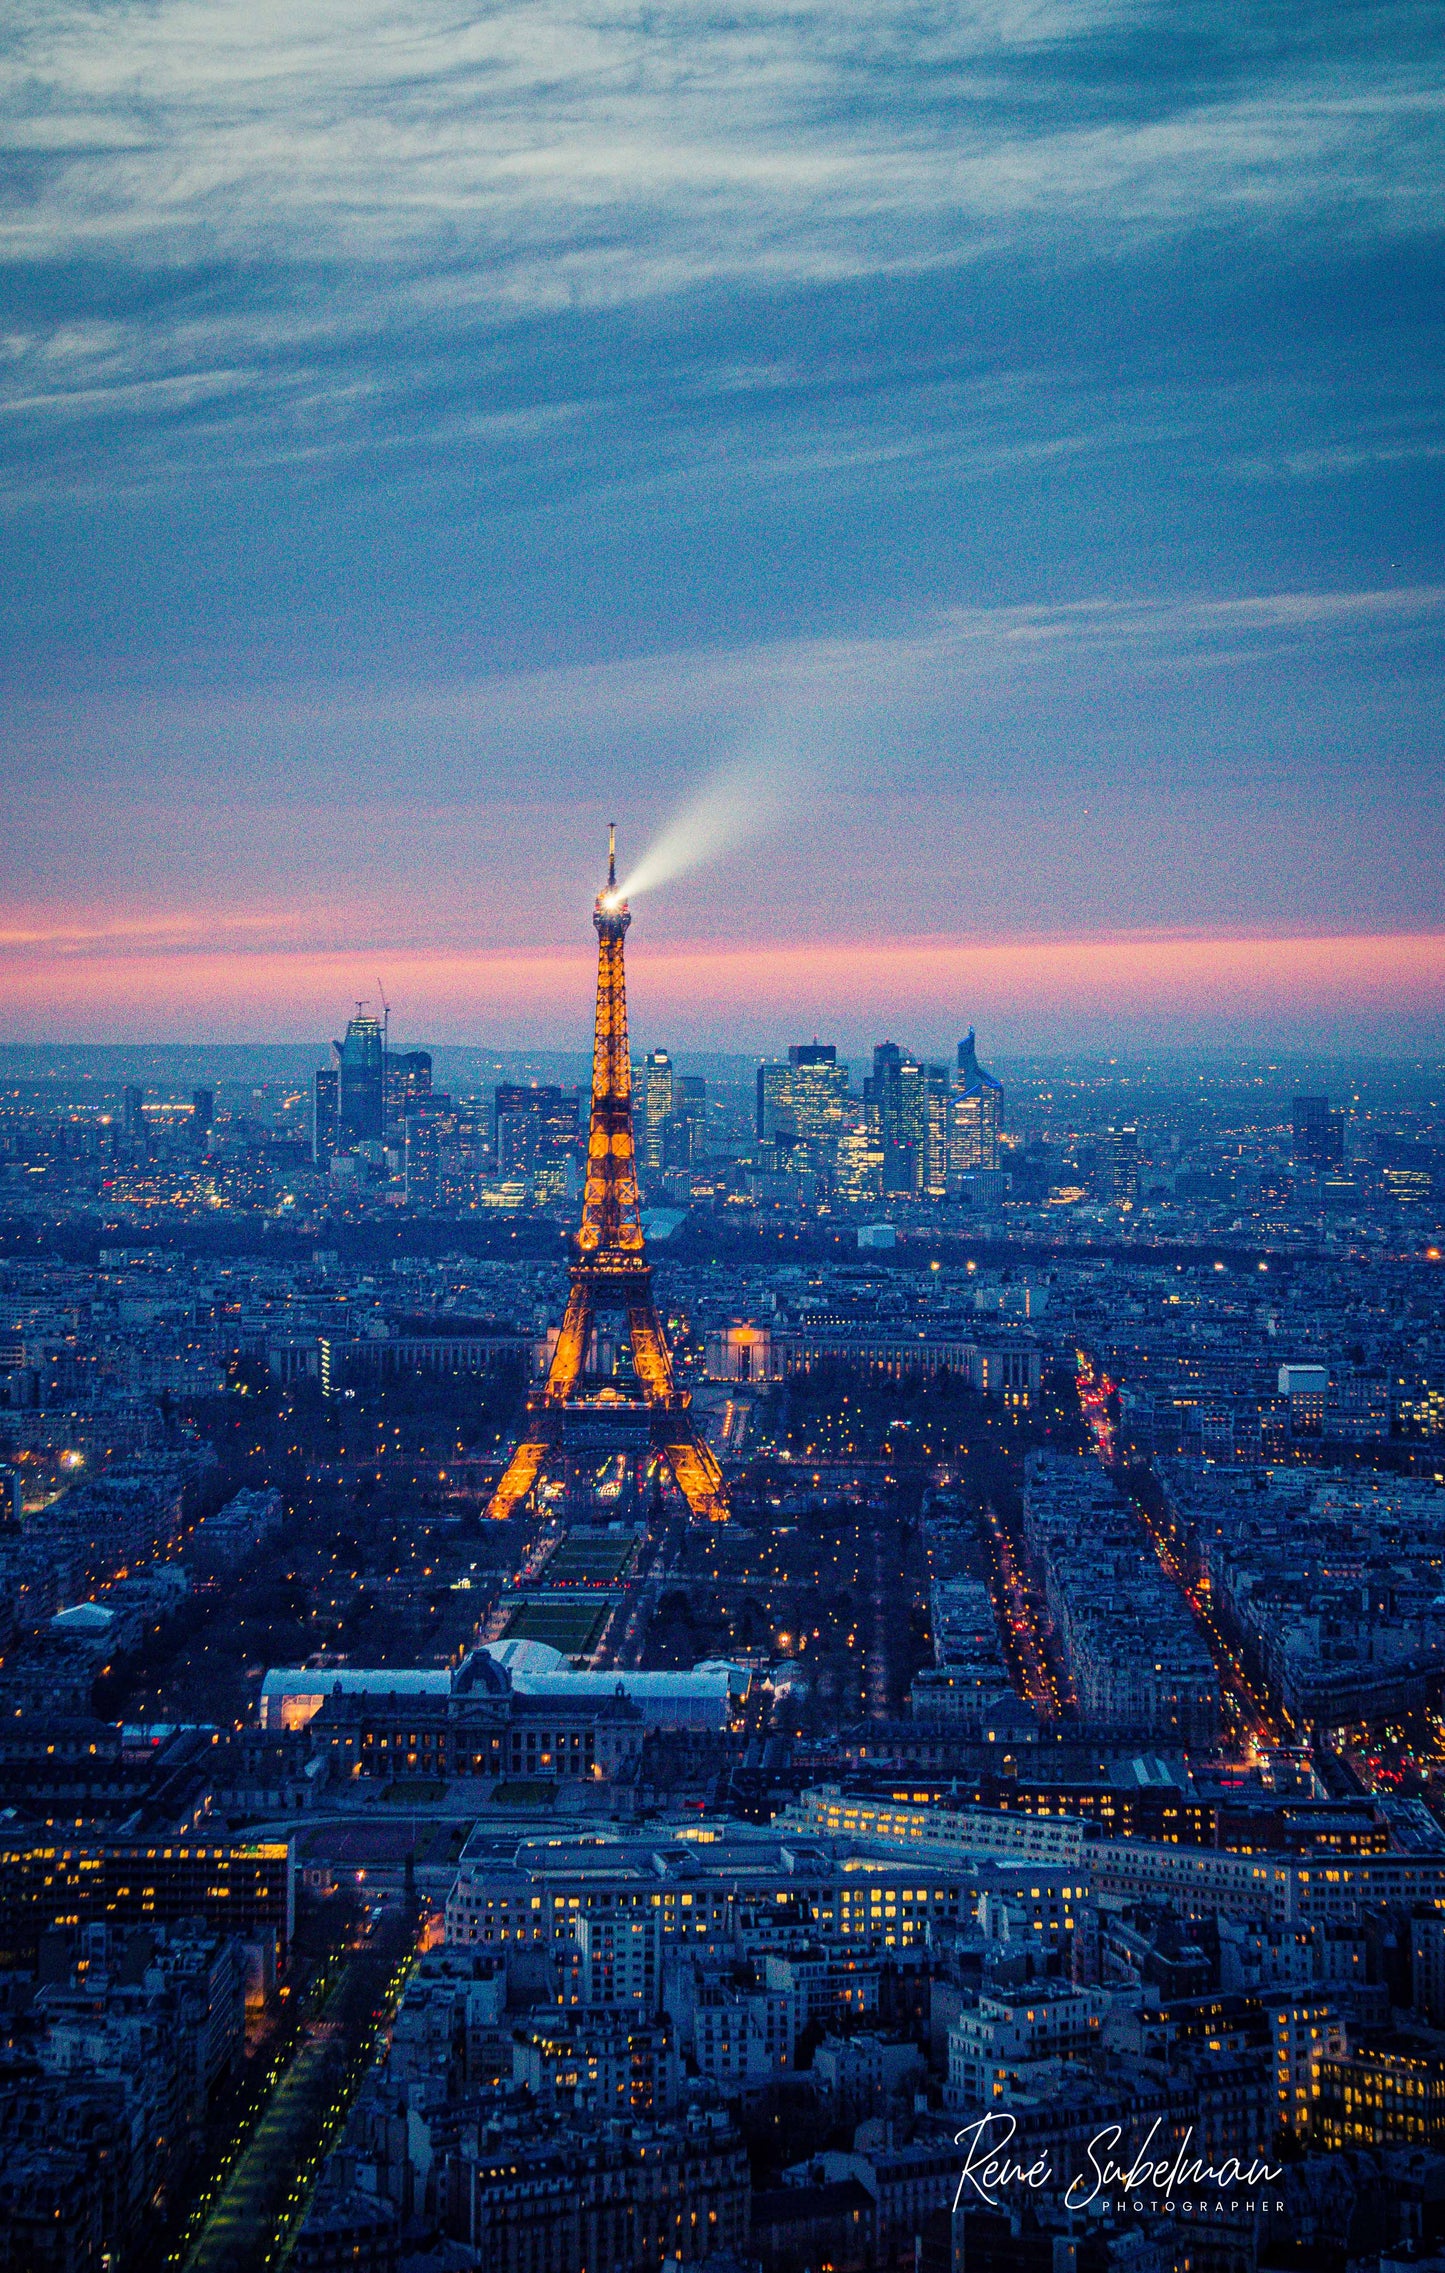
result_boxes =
[0,926,1440,1044]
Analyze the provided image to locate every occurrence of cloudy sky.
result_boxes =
[2,0,1442,1051]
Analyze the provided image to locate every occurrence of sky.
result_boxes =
[2,0,1443,1054]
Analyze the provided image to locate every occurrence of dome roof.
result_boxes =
[454,1648,514,1697]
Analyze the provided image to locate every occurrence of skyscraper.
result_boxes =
[404,1111,442,1211]
[1293,1094,1345,1170]
[386,1050,432,1126]
[788,1042,850,1148]
[312,1004,442,1173]
[673,1074,707,1160]
[663,1074,706,1176]
[756,1045,849,1157]
[121,1084,146,1160]
[756,1062,795,1145]
[866,1043,902,1110]
[864,1044,910,1191]
[642,1050,674,1176]
[835,1120,884,1205]
[312,1068,339,1166]
[333,1010,385,1148]
[951,1029,1003,1176]
[661,1113,695,1173]
[864,1045,947,1198]
[919,1062,951,1199]
[1104,1123,1140,1206]
[190,1087,214,1152]
[494,1085,582,1179]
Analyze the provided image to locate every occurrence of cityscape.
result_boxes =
[5,0,1444,2269]
[0,852,1442,2272]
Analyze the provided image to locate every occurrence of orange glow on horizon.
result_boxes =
[0,923,1441,1037]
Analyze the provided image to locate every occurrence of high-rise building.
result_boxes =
[494,1085,582,1179]
[190,1087,214,1151]
[386,1050,432,1125]
[404,1110,442,1211]
[835,1121,884,1205]
[333,1011,386,1148]
[865,1043,902,1117]
[951,1029,1003,1176]
[312,1007,439,1168]
[1103,1124,1140,1206]
[121,1084,146,1160]
[642,1051,674,1176]
[919,1062,951,1198]
[430,1104,485,1211]
[864,1046,947,1198]
[756,1062,795,1145]
[662,1112,694,1173]
[312,1068,339,1166]
[756,1046,850,1158]
[788,1043,850,1149]
[864,1044,909,1189]
[1293,1094,1345,1170]
[664,1075,707,1174]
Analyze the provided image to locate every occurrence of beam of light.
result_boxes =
[616,751,801,900]
[0,907,323,953]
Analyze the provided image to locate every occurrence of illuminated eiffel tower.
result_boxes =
[485,828,729,1524]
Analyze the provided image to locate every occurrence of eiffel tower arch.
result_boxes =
[485,829,729,1524]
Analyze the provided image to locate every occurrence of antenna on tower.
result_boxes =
[377,977,391,1139]
[607,822,617,889]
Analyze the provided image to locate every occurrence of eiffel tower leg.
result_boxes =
[661,1430,729,1524]
[485,1437,549,1522]
[487,1282,596,1520]
[545,1284,593,1402]
[625,1304,678,1404]
[626,1302,728,1521]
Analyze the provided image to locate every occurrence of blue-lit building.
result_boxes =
[952,1028,1003,1174]
[332,1010,385,1147]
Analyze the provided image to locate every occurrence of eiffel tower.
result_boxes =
[485,828,729,1524]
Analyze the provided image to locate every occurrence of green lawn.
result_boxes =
[501,1596,613,1654]
[544,1533,638,1587]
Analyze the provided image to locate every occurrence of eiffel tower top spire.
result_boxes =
[581,825,644,1261]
